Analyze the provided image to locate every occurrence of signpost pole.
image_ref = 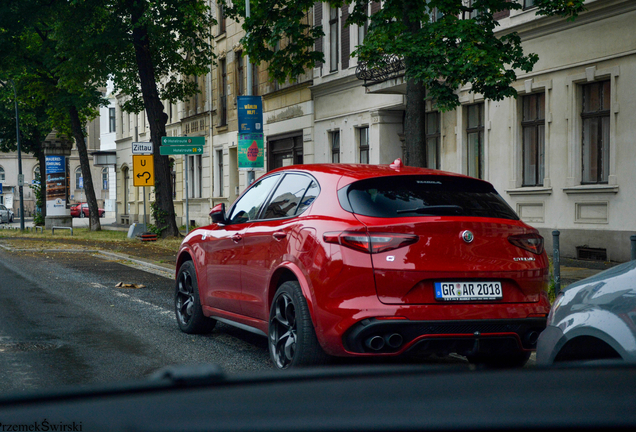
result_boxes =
[143,187,147,231]
[185,156,189,234]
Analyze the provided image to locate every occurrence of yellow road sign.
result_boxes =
[133,154,155,187]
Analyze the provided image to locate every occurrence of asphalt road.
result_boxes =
[0,248,272,394]
[0,244,538,394]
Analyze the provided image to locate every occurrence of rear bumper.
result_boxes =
[343,318,546,356]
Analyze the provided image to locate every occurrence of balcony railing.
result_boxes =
[355,55,405,85]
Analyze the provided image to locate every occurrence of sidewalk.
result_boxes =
[558,257,617,287]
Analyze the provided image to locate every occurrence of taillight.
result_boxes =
[508,233,544,255]
[323,231,418,254]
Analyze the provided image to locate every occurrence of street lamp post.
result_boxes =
[245,0,255,185]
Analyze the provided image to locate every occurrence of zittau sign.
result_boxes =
[132,142,153,154]
[133,154,155,187]
[161,136,205,146]
[160,146,204,155]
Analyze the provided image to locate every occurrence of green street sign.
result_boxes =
[161,136,205,146]
[160,145,204,155]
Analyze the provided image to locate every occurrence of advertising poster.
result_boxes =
[238,133,264,170]
[45,155,67,216]
[237,96,263,134]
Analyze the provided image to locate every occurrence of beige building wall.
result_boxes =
[438,0,636,261]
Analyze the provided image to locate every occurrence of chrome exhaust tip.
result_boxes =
[365,335,386,351]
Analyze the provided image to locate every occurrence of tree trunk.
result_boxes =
[404,79,426,167]
[129,1,179,237]
[69,105,101,231]
[29,130,47,220]
[402,0,426,168]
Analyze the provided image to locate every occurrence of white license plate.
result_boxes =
[434,282,502,301]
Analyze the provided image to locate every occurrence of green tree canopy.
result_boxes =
[226,0,585,166]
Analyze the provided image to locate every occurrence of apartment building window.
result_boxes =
[464,0,481,19]
[102,168,109,190]
[581,80,610,184]
[0,166,4,181]
[193,78,199,113]
[252,63,259,96]
[188,154,203,198]
[109,108,116,133]
[122,167,129,213]
[523,0,536,10]
[236,52,244,96]
[358,127,369,164]
[331,130,340,163]
[466,103,484,179]
[357,9,368,45]
[269,135,303,170]
[426,112,441,169]
[219,59,227,126]
[329,7,339,72]
[522,93,545,186]
[426,0,444,22]
[218,3,226,35]
[75,167,83,190]
[216,150,224,196]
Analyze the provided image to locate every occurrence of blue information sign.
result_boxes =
[237,96,263,133]
[0,183,3,194]
[45,155,66,174]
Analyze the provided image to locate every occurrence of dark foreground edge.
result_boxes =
[0,362,635,431]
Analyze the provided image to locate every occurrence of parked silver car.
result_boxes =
[537,260,636,365]
[0,204,10,223]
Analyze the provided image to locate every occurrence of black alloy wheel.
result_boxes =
[268,281,328,369]
[174,260,215,334]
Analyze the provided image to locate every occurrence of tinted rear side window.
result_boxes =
[341,175,519,220]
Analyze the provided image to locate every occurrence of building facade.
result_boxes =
[106,0,635,262]
[334,0,636,261]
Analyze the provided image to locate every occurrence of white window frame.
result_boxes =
[564,65,619,191]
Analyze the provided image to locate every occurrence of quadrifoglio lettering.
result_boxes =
[0,420,82,431]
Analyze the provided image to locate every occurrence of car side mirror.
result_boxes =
[209,203,227,224]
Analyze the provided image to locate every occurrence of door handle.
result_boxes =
[273,231,287,241]
[231,234,243,243]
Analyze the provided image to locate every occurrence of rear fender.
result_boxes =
[269,262,318,328]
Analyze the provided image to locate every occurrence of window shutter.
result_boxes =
[314,2,323,68]
[341,6,349,69]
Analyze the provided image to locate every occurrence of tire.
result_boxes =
[268,281,329,369]
[174,260,216,334]
[467,351,531,368]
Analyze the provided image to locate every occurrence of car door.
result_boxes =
[200,174,281,315]
[241,173,319,320]
[0,205,7,223]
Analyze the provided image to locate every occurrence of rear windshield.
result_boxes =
[340,175,519,220]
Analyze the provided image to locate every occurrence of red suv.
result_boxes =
[175,161,550,369]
